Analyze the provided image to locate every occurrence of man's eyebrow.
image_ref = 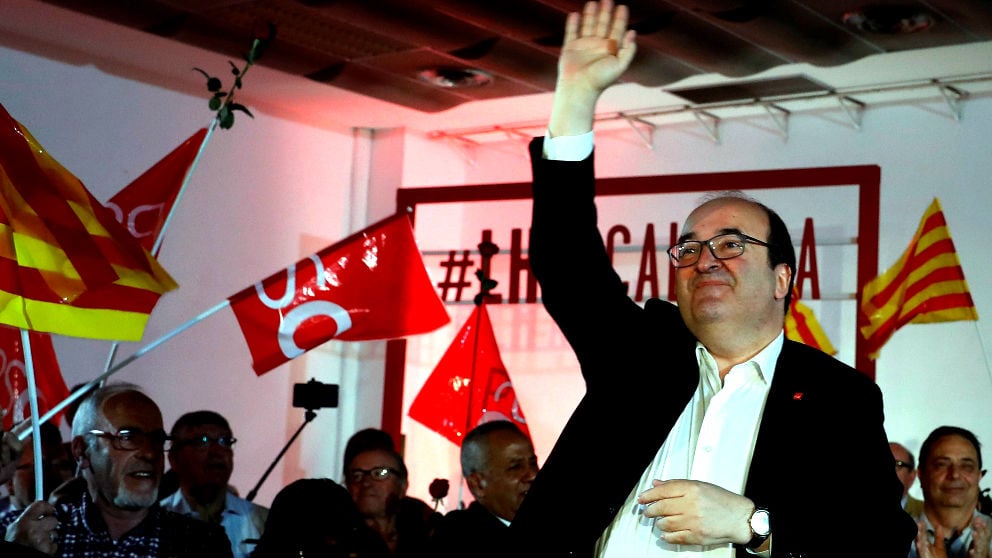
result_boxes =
[677,227,745,243]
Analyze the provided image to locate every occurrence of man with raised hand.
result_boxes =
[509,2,916,556]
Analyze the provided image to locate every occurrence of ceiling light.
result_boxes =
[416,67,493,89]
[843,6,935,34]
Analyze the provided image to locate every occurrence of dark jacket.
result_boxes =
[430,501,510,558]
[509,137,916,558]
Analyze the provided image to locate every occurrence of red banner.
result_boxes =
[408,303,530,446]
[0,325,69,430]
[106,128,207,254]
[228,213,449,375]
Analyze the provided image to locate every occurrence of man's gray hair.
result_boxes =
[71,382,147,437]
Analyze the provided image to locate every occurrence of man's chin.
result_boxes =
[114,488,159,509]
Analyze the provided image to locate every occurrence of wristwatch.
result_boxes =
[746,506,771,550]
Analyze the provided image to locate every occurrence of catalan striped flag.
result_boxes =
[785,289,837,355]
[0,103,178,341]
[859,198,977,359]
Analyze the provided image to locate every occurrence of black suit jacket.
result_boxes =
[431,501,510,558]
[509,138,915,557]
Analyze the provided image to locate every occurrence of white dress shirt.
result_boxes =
[594,334,782,558]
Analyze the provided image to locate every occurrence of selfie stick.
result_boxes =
[245,407,317,502]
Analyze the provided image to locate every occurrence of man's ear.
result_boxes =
[466,472,486,496]
[774,264,792,301]
[71,436,89,469]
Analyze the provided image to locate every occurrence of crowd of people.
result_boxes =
[0,1,988,557]
[0,385,539,558]
[0,382,986,558]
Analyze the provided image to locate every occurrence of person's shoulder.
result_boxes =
[159,506,227,536]
[781,339,876,387]
[158,489,185,510]
[225,491,267,514]
[399,496,441,522]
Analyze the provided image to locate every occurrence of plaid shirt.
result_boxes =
[50,491,233,558]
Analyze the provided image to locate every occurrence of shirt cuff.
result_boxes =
[543,130,594,161]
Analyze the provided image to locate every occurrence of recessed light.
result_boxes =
[843,6,935,34]
[417,67,493,88]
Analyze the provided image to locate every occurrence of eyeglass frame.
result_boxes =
[345,466,403,484]
[88,428,173,451]
[667,232,775,268]
[170,434,238,451]
[894,460,914,470]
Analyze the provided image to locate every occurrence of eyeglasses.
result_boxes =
[88,428,172,451]
[173,435,237,450]
[668,233,773,268]
[345,467,402,484]
[895,460,913,470]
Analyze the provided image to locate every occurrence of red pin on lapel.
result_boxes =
[792,392,804,400]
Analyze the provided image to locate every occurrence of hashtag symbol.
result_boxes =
[437,250,475,302]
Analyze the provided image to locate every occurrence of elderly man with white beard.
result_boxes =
[4,382,232,557]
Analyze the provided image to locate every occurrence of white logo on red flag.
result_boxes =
[228,213,449,375]
[408,303,531,446]
[0,326,70,430]
[105,128,208,253]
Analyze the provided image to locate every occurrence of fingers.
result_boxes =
[563,11,579,46]
[574,1,626,41]
[8,501,59,554]
[594,0,615,39]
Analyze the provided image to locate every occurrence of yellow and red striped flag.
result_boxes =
[785,289,837,355]
[0,103,178,341]
[859,198,977,359]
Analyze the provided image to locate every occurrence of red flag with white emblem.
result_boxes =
[0,325,69,430]
[227,212,449,375]
[105,128,207,255]
[408,303,531,446]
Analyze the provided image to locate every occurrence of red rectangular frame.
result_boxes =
[384,165,881,439]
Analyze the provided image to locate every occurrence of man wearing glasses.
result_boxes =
[160,410,267,558]
[892,441,926,519]
[510,2,915,556]
[344,443,439,557]
[4,382,232,556]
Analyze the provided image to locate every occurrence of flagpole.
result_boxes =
[456,239,500,509]
[20,329,44,504]
[16,299,231,442]
[103,120,221,377]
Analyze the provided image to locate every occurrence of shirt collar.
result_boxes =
[695,331,784,386]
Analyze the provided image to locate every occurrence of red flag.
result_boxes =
[860,198,977,358]
[785,288,836,355]
[0,325,70,430]
[105,128,208,254]
[228,213,449,375]
[408,303,531,446]
[0,103,178,341]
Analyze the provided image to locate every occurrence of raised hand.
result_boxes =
[549,0,637,137]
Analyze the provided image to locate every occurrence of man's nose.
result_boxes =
[694,243,722,270]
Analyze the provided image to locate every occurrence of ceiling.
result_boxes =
[25,0,992,115]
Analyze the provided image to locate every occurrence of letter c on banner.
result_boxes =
[276,300,353,359]
[492,380,527,425]
[127,203,165,239]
